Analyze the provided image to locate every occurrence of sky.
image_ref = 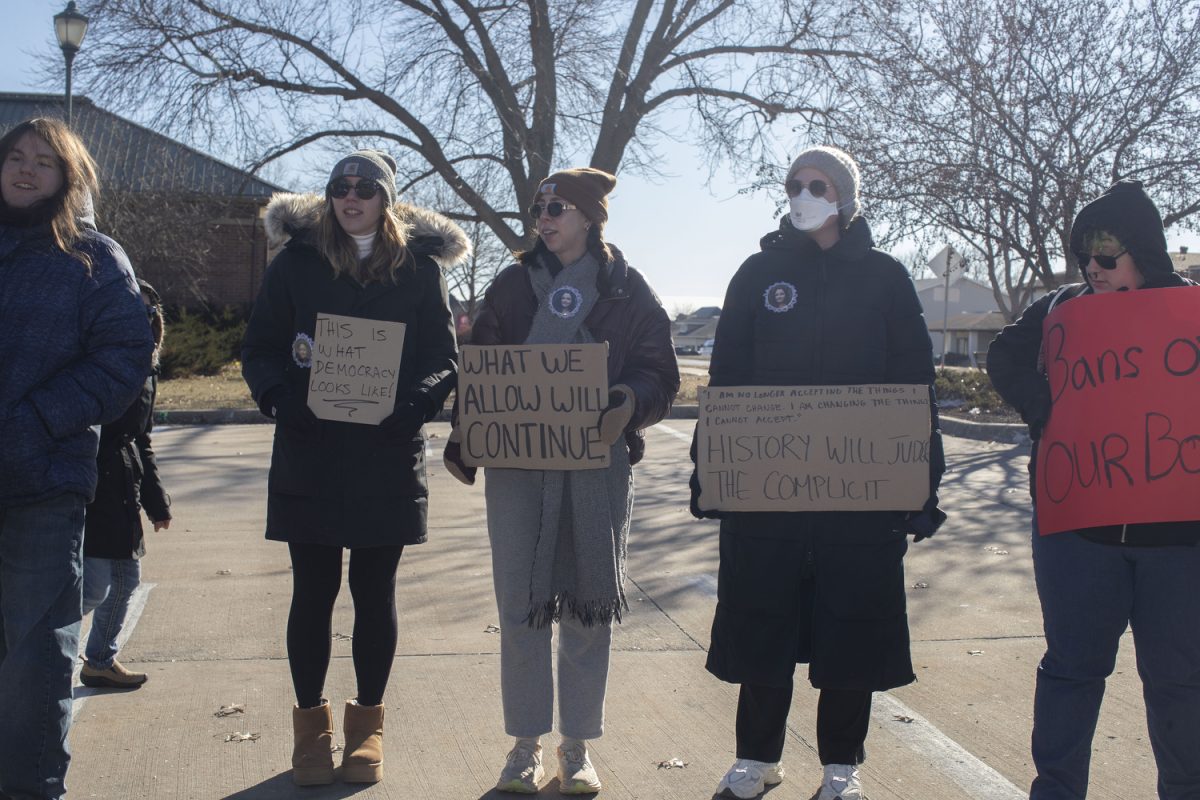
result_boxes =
[5,2,1196,314]
[0,1,760,312]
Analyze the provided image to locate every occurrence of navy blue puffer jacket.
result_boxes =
[0,219,153,506]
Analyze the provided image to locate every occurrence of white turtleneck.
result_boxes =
[350,231,376,259]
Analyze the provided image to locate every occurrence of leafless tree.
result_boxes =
[819,0,1200,319]
[448,219,509,318]
[81,0,860,254]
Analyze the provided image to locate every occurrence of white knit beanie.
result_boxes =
[786,145,861,224]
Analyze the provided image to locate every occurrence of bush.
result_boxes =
[934,367,1014,415]
[159,307,247,379]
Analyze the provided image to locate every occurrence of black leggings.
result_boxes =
[736,682,871,765]
[287,542,404,709]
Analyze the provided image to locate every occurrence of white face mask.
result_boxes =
[788,190,839,232]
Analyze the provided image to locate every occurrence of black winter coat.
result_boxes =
[467,243,680,463]
[84,374,170,560]
[987,270,1200,546]
[242,194,468,547]
[697,217,944,692]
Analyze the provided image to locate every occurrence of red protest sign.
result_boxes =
[1036,286,1200,535]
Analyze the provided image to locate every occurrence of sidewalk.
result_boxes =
[64,422,1151,799]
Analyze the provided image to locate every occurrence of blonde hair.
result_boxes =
[315,199,414,283]
[1082,229,1122,252]
[0,118,100,269]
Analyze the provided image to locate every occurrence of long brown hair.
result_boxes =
[316,198,415,283]
[0,118,100,268]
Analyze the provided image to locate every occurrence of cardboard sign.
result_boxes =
[1036,287,1200,534]
[695,384,931,512]
[307,313,408,425]
[458,343,610,470]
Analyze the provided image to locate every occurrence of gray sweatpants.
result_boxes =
[485,467,612,740]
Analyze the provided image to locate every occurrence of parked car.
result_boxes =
[698,338,715,356]
[675,344,698,355]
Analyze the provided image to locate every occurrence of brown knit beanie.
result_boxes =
[536,168,617,224]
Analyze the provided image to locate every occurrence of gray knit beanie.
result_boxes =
[327,150,398,207]
[786,145,861,224]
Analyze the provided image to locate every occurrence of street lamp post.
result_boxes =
[54,1,90,127]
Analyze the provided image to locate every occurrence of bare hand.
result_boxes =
[154,519,172,532]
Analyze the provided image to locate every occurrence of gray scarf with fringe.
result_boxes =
[518,251,633,627]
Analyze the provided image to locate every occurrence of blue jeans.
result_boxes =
[81,557,141,669]
[0,493,85,800]
[1030,527,1200,800]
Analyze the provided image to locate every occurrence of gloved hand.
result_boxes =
[597,384,635,446]
[897,498,948,542]
[380,392,433,442]
[442,428,476,485]
[688,422,727,519]
[1023,386,1051,441]
[265,387,318,434]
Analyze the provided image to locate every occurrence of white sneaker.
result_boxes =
[557,740,602,794]
[496,741,544,793]
[815,763,862,800]
[715,758,785,799]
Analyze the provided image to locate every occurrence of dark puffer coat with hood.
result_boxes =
[83,372,170,559]
[242,193,468,547]
[987,179,1200,546]
[693,216,945,692]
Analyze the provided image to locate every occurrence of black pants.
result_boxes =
[287,542,404,708]
[736,682,871,765]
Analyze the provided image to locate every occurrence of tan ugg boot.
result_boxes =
[342,699,385,783]
[292,702,335,785]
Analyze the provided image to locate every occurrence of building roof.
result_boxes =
[913,273,990,292]
[0,93,286,198]
[929,311,1007,332]
[676,319,719,341]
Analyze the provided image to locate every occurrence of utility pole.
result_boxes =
[940,247,952,365]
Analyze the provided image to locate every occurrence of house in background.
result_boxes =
[915,271,1004,366]
[1171,246,1200,281]
[931,310,1006,368]
[673,305,720,353]
[0,93,286,308]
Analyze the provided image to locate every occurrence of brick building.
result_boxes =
[0,93,287,308]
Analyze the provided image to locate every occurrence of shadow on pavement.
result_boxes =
[220,771,373,799]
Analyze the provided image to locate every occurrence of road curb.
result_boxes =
[938,414,1029,444]
[156,404,1027,443]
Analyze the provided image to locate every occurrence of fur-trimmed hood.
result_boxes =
[263,192,471,269]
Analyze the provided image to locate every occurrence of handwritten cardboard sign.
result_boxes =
[695,384,930,512]
[307,313,407,425]
[1036,287,1200,534]
[458,343,610,470]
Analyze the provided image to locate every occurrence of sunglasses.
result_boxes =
[528,200,578,219]
[328,179,382,200]
[1074,248,1128,270]
[784,178,829,198]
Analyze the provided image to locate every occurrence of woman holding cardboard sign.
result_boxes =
[689,146,945,800]
[987,180,1200,799]
[443,168,679,794]
[242,150,467,786]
